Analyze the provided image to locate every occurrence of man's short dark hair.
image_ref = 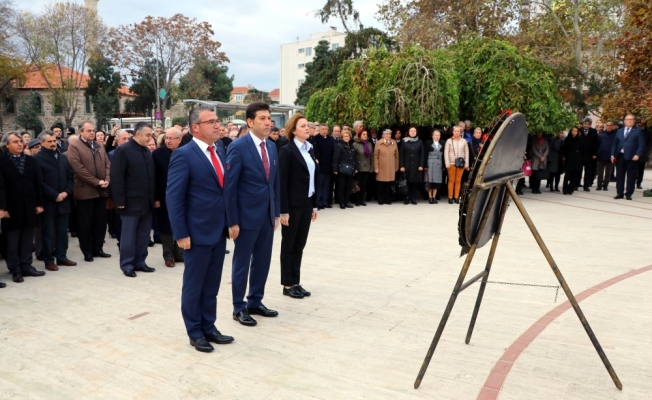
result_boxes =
[188,106,214,133]
[245,102,270,123]
[134,121,153,135]
[50,123,63,131]
[270,127,280,133]
[582,117,592,124]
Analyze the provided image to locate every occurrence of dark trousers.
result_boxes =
[563,171,580,194]
[407,182,419,201]
[336,174,354,206]
[161,233,184,262]
[582,159,596,189]
[41,213,69,264]
[317,173,332,207]
[377,181,394,204]
[107,208,116,237]
[119,214,152,272]
[355,172,369,204]
[76,197,107,257]
[280,205,313,286]
[547,173,561,190]
[366,172,376,200]
[597,161,614,189]
[6,228,34,274]
[637,162,646,186]
[182,236,226,340]
[616,156,638,197]
[231,220,274,313]
[69,201,77,234]
[530,177,541,192]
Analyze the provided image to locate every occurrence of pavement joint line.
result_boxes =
[476,264,652,400]
[520,197,652,220]
[127,312,150,320]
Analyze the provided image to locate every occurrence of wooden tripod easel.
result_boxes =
[413,178,622,390]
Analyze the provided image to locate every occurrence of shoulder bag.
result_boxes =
[452,141,465,168]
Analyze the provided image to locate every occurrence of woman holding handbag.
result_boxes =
[353,130,374,206]
[529,132,549,194]
[374,129,399,205]
[332,129,358,209]
[400,127,425,205]
[444,126,469,204]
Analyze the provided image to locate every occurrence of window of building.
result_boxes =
[235,94,243,102]
[332,43,340,51]
[2,97,15,114]
[34,94,43,114]
[305,47,312,56]
[298,64,305,69]
[298,79,305,86]
[53,101,63,114]
[85,95,92,114]
[298,48,305,53]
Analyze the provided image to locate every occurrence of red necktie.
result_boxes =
[260,142,270,181]
[207,146,224,187]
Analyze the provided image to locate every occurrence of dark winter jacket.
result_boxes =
[109,138,155,216]
[562,134,583,172]
[33,147,74,218]
[332,140,358,174]
[400,138,425,183]
[0,152,43,232]
[597,130,617,162]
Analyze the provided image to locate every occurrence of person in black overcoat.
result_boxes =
[0,132,45,283]
[562,127,583,195]
[278,114,320,299]
[152,128,185,268]
[546,131,565,192]
[579,118,599,190]
[399,127,425,204]
[33,131,76,271]
[332,129,359,209]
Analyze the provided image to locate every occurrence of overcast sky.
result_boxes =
[20,0,384,92]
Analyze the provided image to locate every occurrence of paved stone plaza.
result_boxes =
[0,179,651,400]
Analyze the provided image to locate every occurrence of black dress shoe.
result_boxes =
[387,201,392,205]
[404,199,410,205]
[23,268,45,277]
[84,255,94,262]
[448,198,454,204]
[148,240,155,247]
[346,203,354,208]
[340,204,346,209]
[233,311,257,326]
[360,202,367,206]
[454,198,460,204]
[433,199,438,204]
[296,285,311,297]
[225,249,230,254]
[70,232,77,238]
[12,273,23,283]
[283,286,304,299]
[124,270,137,277]
[411,200,417,205]
[318,207,324,210]
[135,265,155,273]
[0,282,5,288]
[637,184,643,189]
[602,187,608,191]
[35,252,43,261]
[189,337,214,353]
[325,204,333,208]
[93,251,112,258]
[205,331,234,344]
[626,196,632,200]
[246,304,278,317]
[583,188,590,192]
[614,195,624,199]
[596,187,602,191]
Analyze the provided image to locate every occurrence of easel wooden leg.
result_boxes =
[505,183,622,390]
[465,191,511,344]
[414,188,500,389]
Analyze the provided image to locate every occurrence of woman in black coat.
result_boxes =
[562,127,583,195]
[279,114,319,299]
[399,127,425,205]
[332,129,359,209]
[546,131,564,192]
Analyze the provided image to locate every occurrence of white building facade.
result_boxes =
[279,28,347,105]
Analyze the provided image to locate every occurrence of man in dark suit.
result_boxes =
[0,132,45,283]
[225,102,281,327]
[167,106,233,352]
[611,114,646,200]
[33,130,76,271]
[313,124,335,209]
[110,122,156,277]
[579,118,599,191]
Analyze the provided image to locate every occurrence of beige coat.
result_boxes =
[374,139,399,182]
[67,138,111,200]
[444,138,469,168]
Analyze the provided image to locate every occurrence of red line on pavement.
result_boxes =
[476,265,652,400]
[522,197,652,220]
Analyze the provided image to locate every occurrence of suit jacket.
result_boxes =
[109,138,156,216]
[224,133,280,229]
[152,146,173,234]
[0,152,43,232]
[279,139,319,214]
[610,127,646,161]
[166,139,227,245]
[33,147,74,218]
[579,127,599,160]
[313,134,335,174]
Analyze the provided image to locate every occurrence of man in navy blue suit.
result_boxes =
[611,114,646,200]
[225,102,281,326]
[167,106,234,352]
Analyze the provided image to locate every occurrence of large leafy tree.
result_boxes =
[15,90,43,133]
[106,14,228,117]
[125,59,171,116]
[0,0,27,131]
[244,88,274,104]
[601,0,652,122]
[85,57,121,129]
[14,1,105,127]
[178,59,234,102]
[315,0,360,33]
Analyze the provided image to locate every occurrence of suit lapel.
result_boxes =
[189,140,219,186]
[290,140,308,171]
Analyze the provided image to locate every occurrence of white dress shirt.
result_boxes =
[193,137,224,173]
[250,132,270,168]
[295,138,316,197]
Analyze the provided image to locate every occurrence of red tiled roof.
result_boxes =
[231,86,250,94]
[269,88,279,101]
[20,64,135,97]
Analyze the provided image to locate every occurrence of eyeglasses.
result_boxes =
[197,119,220,126]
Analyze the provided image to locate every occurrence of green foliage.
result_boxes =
[15,90,43,133]
[178,60,234,102]
[244,88,274,104]
[171,116,187,126]
[451,36,575,132]
[125,59,171,115]
[85,57,121,129]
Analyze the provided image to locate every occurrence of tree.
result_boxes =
[244,88,274,104]
[601,0,652,123]
[106,14,228,117]
[124,59,171,116]
[14,90,43,133]
[178,59,234,102]
[85,57,121,130]
[316,0,361,33]
[0,0,27,130]
[14,1,105,127]
[376,0,521,49]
